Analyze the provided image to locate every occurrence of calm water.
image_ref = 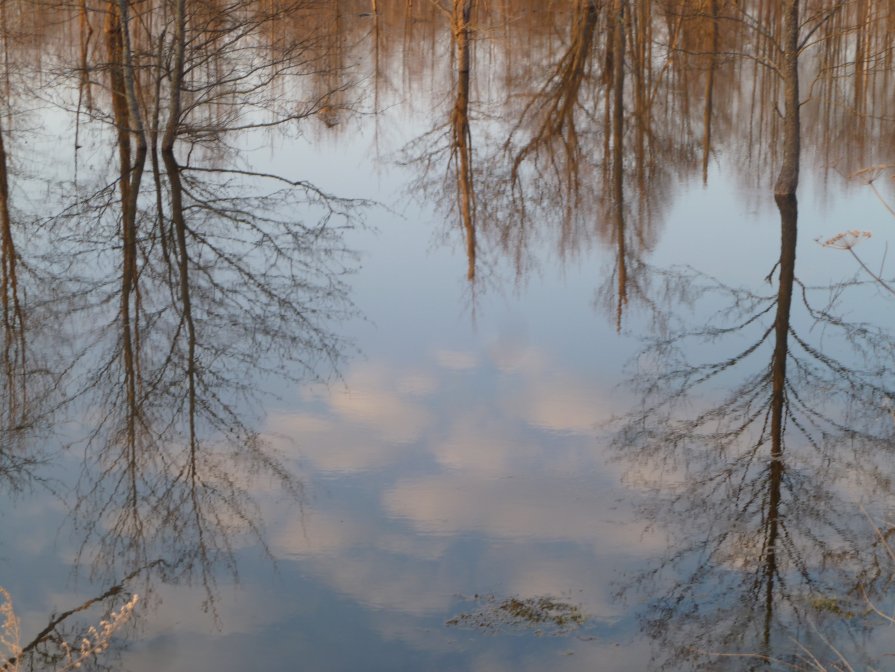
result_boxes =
[2,2,895,670]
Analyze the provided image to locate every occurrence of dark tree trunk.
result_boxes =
[611,0,627,331]
[763,192,797,649]
[452,0,476,281]
[774,0,800,196]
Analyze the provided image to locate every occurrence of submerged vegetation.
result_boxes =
[447,594,589,636]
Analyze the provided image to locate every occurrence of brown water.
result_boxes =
[2,2,895,670]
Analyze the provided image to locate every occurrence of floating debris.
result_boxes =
[446,594,588,636]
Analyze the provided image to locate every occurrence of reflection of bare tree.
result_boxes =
[701,0,719,183]
[500,0,694,322]
[0,122,24,430]
[0,119,38,488]
[451,0,476,282]
[400,0,484,288]
[12,1,365,605]
[608,0,629,331]
[500,0,604,272]
[509,0,598,214]
[614,195,895,669]
[401,0,694,306]
[0,104,59,491]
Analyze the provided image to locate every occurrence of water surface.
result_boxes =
[2,2,895,671]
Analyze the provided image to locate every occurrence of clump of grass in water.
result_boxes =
[447,593,588,636]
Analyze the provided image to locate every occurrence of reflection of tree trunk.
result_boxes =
[161,150,198,454]
[0,119,26,424]
[853,0,868,114]
[373,4,381,116]
[107,3,132,213]
[452,0,476,281]
[770,196,796,476]
[1,1,9,99]
[162,0,198,453]
[763,193,797,649]
[774,0,800,196]
[108,0,148,449]
[702,0,718,184]
[79,0,94,109]
[629,0,647,195]
[611,0,627,331]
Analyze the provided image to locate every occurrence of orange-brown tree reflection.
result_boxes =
[501,0,688,327]
[401,0,692,315]
[400,0,482,289]
[614,195,895,669]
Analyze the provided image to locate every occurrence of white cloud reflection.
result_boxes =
[381,473,662,554]
[259,344,662,639]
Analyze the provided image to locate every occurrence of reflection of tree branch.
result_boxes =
[508,0,597,199]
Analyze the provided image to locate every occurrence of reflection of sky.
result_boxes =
[255,146,893,667]
[4,29,895,672]
[4,146,894,670]
[265,344,660,622]
[1,140,892,672]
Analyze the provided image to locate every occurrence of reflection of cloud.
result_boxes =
[432,416,543,475]
[382,473,664,554]
[505,374,607,435]
[258,348,664,640]
[396,371,439,396]
[375,532,450,561]
[488,344,546,374]
[434,348,478,371]
[266,362,437,473]
[328,368,432,445]
[268,412,407,472]
[307,553,455,615]
[272,510,370,558]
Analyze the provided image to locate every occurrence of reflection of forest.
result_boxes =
[390,0,895,321]
[2,1,895,669]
